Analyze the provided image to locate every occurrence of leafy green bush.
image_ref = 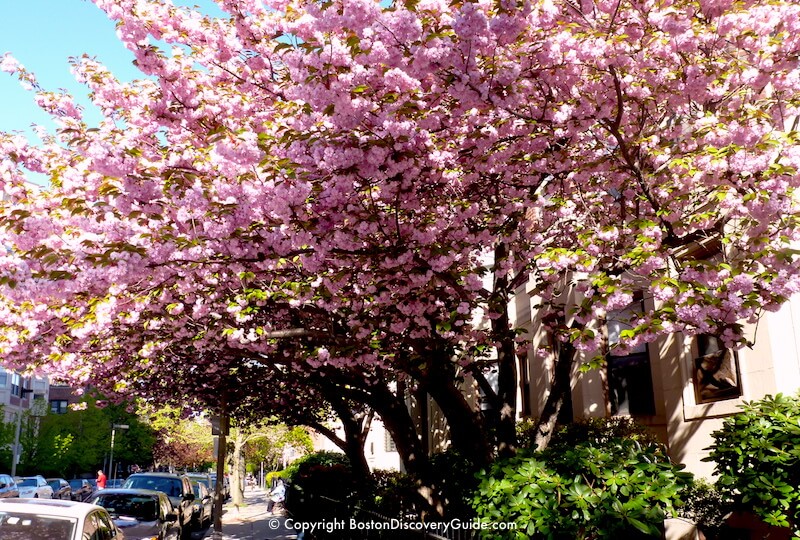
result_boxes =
[429,449,481,520]
[474,431,692,539]
[283,451,357,525]
[516,417,538,449]
[516,416,659,451]
[366,469,420,520]
[265,470,284,486]
[705,393,800,535]
[676,479,730,540]
[284,450,351,482]
[551,417,660,448]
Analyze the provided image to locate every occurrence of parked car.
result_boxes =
[186,473,213,496]
[188,481,213,530]
[16,475,55,499]
[69,478,96,502]
[122,473,194,539]
[0,474,19,499]
[47,477,72,500]
[208,473,230,500]
[0,498,123,539]
[91,488,180,540]
[185,473,211,492]
[107,478,126,489]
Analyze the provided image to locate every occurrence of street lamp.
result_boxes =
[108,423,129,484]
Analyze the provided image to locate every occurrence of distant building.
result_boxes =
[0,369,49,423]
[46,380,85,415]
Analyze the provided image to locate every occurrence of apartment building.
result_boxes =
[510,281,800,479]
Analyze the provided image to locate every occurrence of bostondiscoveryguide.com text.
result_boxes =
[275,517,518,536]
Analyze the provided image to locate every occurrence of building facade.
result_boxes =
[311,416,402,472]
[511,280,800,479]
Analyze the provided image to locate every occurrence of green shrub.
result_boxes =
[552,417,660,448]
[366,469,420,520]
[429,449,481,520]
[516,417,538,449]
[676,479,730,540]
[474,430,692,539]
[265,470,284,486]
[517,416,659,451]
[283,451,357,526]
[705,393,800,535]
[284,450,351,482]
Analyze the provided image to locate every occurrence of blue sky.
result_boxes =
[0,0,223,135]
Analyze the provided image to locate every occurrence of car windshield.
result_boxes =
[17,479,38,487]
[46,481,60,490]
[189,477,210,488]
[93,494,159,521]
[124,477,182,498]
[68,480,84,490]
[0,512,77,539]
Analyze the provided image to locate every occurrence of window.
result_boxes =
[519,354,532,417]
[692,335,742,403]
[10,373,21,397]
[84,511,114,540]
[607,297,656,416]
[0,370,7,387]
[50,400,69,414]
[384,430,397,453]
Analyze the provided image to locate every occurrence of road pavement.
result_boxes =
[195,487,298,540]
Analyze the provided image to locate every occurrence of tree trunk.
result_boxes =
[324,393,372,483]
[230,430,247,505]
[421,357,494,468]
[490,240,519,458]
[322,375,449,516]
[532,337,576,451]
[212,410,228,536]
[363,381,430,479]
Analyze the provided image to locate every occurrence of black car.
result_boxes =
[0,474,18,499]
[91,488,180,540]
[208,473,230,500]
[189,481,213,530]
[123,473,194,539]
[68,478,96,502]
[47,477,72,500]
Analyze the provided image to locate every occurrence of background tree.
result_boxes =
[15,397,155,477]
[145,406,214,471]
[245,424,313,473]
[0,405,18,470]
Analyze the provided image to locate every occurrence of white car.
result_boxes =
[16,475,55,499]
[0,498,124,539]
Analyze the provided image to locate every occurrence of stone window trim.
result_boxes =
[680,334,747,420]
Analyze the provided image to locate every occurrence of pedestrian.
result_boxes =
[267,478,285,514]
[96,470,107,489]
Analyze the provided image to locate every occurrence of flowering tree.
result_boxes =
[2,0,800,476]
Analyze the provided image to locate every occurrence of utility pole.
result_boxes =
[211,398,229,540]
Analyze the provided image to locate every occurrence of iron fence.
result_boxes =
[285,486,481,540]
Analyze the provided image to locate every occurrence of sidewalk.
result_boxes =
[202,487,298,540]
